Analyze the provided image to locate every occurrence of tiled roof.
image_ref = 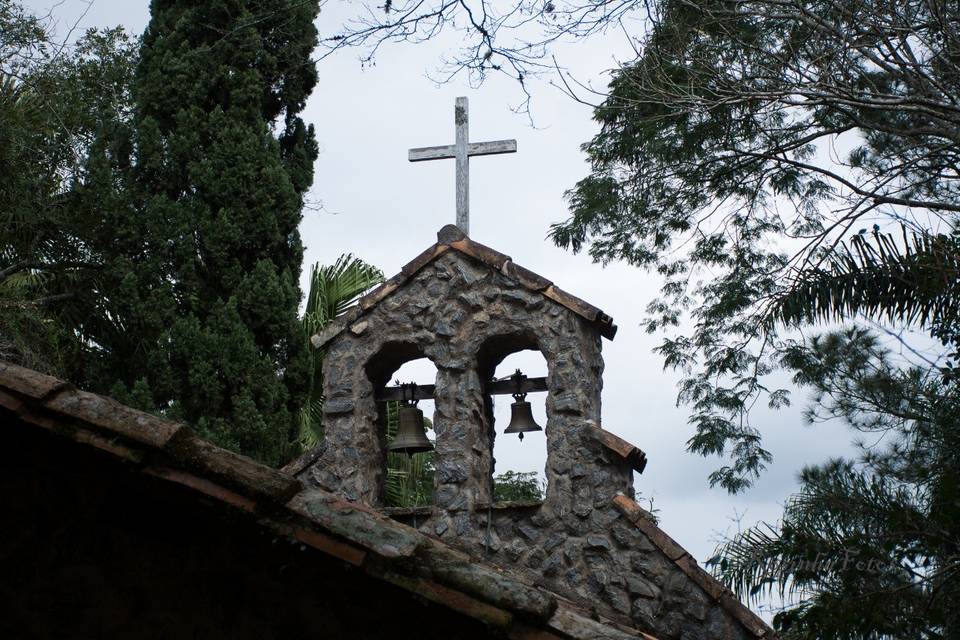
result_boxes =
[0,360,649,640]
[311,225,617,351]
[587,421,648,474]
[0,359,774,639]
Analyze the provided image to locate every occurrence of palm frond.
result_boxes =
[296,254,383,446]
[302,254,384,338]
[771,226,960,335]
[296,396,325,449]
[712,460,929,605]
[0,269,47,294]
[709,522,792,601]
[295,255,438,507]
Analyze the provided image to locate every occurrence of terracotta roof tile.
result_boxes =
[292,527,367,567]
[167,431,301,503]
[546,605,659,640]
[70,428,146,463]
[279,444,325,476]
[5,359,773,640]
[45,388,182,449]
[501,260,552,291]
[359,280,400,312]
[720,592,774,638]
[0,361,69,399]
[400,243,450,276]
[0,388,25,413]
[418,536,557,620]
[286,491,423,559]
[448,236,512,269]
[374,571,514,629]
[586,422,647,474]
[613,495,688,562]
[11,403,62,431]
[143,466,258,513]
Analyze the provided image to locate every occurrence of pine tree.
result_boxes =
[86,0,320,465]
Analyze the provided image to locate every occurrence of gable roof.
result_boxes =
[312,225,617,351]
[0,360,776,639]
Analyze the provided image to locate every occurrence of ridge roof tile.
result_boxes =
[312,225,617,349]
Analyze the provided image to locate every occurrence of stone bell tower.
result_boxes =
[301,223,637,513]
[287,225,769,639]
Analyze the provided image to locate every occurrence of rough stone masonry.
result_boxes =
[298,225,764,640]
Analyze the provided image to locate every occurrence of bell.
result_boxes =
[389,405,434,455]
[503,399,542,441]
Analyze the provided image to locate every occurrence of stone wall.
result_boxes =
[308,250,619,516]
[303,248,758,640]
[387,486,753,638]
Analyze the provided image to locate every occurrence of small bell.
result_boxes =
[504,399,542,441]
[503,369,542,441]
[388,383,434,456]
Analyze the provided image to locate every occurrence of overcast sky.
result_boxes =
[27,0,862,615]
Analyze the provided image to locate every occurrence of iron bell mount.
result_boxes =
[503,369,543,441]
[388,382,434,456]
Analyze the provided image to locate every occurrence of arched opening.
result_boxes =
[364,343,437,507]
[476,333,549,504]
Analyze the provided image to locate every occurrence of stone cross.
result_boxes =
[408,97,517,235]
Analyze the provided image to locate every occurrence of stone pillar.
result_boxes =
[432,362,494,537]
[540,309,607,518]
[310,337,382,505]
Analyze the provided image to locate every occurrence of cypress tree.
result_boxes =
[89,0,319,465]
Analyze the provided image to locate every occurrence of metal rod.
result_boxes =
[375,376,547,401]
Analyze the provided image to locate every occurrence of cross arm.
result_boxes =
[467,139,517,157]
[408,139,518,162]
[408,145,456,162]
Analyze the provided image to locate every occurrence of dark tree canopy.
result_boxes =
[548,0,960,491]
[78,0,321,465]
[304,0,960,634]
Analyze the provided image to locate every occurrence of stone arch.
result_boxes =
[475,331,553,504]
[363,340,439,506]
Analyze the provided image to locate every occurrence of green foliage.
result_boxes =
[710,329,960,638]
[382,409,547,507]
[299,255,384,447]
[293,256,436,508]
[73,0,322,466]
[492,471,544,502]
[538,4,960,632]
[0,2,136,374]
[548,0,960,491]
